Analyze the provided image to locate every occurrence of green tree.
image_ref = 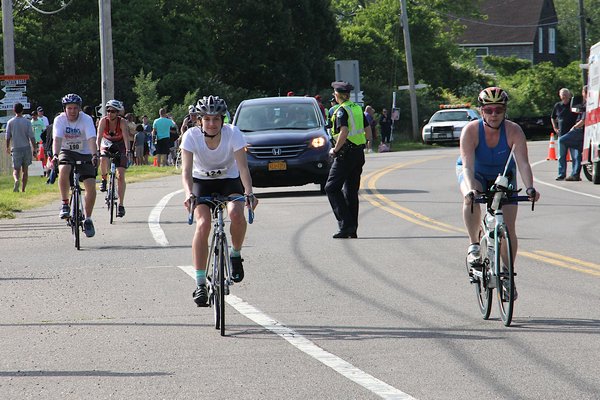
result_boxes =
[132,70,170,120]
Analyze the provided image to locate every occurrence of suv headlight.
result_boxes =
[310,137,326,148]
[423,126,431,133]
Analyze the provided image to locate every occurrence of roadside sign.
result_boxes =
[1,97,28,104]
[0,116,11,123]
[0,102,30,110]
[2,85,26,93]
[0,74,29,81]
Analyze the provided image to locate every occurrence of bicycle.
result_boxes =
[467,173,535,327]
[61,159,91,250]
[187,194,254,336]
[101,151,120,224]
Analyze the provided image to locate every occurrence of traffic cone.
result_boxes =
[153,157,158,166]
[37,142,45,162]
[546,132,557,160]
[566,150,571,162]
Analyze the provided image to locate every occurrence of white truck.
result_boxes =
[582,41,600,183]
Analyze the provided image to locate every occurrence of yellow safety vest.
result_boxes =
[330,101,366,145]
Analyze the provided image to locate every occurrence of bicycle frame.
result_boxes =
[101,152,120,224]
[62,160,87,250]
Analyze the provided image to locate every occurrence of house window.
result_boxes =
[549,28,556,54]
[538,27,543,53]
[474,47,488,59]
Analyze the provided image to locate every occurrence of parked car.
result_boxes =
[421,107,480,145]
[233,96,332,192]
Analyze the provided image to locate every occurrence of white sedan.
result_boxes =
[422,108,480,145]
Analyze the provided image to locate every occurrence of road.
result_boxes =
[1,140,599,399]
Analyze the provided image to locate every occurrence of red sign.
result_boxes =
[0,74,29,81]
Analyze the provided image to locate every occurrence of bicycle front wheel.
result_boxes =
[218,235,226,336]
[474,230,493,319]
[496,225,515,326]
[71,189,81,250]
[109,171,116,224]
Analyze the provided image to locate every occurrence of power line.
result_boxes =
[22,0,73,15]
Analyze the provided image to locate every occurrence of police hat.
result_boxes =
[331,81,354,93]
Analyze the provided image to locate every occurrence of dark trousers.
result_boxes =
[325,146,365,233]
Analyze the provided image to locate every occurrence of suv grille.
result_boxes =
[248,144,307,159]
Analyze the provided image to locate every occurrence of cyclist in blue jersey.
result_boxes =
[457,87,540,286]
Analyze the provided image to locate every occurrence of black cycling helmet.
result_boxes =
[196,95,228,117]
[478,87,509,106]
[62,93,83,106]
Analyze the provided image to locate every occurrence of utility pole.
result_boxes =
[2,0,16,75]
[98,0,114,115]
[399,0,419,141]
[578,0,587,85]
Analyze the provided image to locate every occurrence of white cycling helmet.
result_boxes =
[105,99,124,111]
[188,105,198,115]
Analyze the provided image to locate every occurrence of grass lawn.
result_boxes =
[0,160,180,219]
[0,142,429,219]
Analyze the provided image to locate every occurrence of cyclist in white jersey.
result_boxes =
[181,95,257,307]
[52,93,98,238]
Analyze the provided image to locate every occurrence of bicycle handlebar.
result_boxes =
[186,194,255,225]
[471,191,535,212]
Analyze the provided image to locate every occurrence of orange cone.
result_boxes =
[153,157,158,166]
[566,150,571,162]
[546,132,557,160]
[37,142,45,162]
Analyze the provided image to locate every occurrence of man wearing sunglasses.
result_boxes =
[457,87,540,292]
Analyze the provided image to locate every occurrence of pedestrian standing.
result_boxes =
[379,108,392,144]
[325,81,372,238]
[6,103,37,192]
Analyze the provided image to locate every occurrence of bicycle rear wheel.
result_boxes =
[496,226,515,326]
[71,189,81,250]
[474,231,493,319]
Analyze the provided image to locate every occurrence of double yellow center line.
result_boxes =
[360,156,600,277]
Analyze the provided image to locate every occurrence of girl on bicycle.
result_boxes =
[180,95,257,307]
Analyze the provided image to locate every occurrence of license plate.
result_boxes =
[268,161,287,171]
[437,133,447,138]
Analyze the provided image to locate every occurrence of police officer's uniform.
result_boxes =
[325,81,369,238]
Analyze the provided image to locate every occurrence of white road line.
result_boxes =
[148,189,183,246]
[151,190,416,400]
[532,159,600,200]
[177,265,415,400]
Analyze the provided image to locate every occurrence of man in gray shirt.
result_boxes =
[5,102,37,192]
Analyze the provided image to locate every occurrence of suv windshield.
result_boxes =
[430,111,472,123]
[237,103,320,132]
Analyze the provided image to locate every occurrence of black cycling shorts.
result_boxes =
[192,177,244,200]
[58,150,97,181]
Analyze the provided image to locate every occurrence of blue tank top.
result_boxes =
[473,119,515,178]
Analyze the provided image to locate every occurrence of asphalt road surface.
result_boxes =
[1,140,599,399]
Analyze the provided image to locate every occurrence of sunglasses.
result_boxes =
[481,106,506,115]
[107,109,117,114]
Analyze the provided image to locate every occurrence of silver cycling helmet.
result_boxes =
[61,93,83,106]
[105,99,124,111]
[188,105,198,115]
[196,95,228,117]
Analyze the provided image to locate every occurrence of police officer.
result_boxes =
[325,81,372,238]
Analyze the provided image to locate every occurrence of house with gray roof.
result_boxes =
[457,0,559,70]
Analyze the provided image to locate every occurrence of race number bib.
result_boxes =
[101,138,114,148]
[200,166,228,178]
[65,141,81,151]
